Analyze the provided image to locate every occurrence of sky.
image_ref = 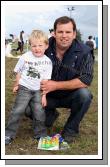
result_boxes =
[5,3,98,42]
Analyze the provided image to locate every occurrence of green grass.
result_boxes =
[5,57,98,155]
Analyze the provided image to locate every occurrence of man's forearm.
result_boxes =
[55,78,88,90]
[41,78,88,93]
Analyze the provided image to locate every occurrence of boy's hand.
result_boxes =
[13,85,19,93]
[41,95,47,107]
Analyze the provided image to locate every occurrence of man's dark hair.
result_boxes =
[54,16,76,32]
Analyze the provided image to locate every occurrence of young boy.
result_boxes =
[5,30,52,145]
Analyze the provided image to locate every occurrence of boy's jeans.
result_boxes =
[5,85,46,139]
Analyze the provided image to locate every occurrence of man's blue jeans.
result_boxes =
[45,88,93,136]
[5,85,46,139]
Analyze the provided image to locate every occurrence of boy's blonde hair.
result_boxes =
[29,30,48,45]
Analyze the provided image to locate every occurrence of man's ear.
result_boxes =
[73,31,76,39]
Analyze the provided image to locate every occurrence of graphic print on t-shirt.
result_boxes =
[27,66,40,79]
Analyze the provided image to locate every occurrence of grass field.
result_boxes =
[5,57,98,155]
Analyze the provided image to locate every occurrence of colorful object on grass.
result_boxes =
[37,134,69,150]
[38,135,59,150]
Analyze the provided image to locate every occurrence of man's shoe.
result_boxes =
[45,110,59,127]
[5,136,12,145]
[62,135,75,143]
[62,132,78,144]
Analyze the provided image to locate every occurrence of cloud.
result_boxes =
[5,4,98,41]
[5,5,64,15]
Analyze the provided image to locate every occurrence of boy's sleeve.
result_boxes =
[14,56,25,73]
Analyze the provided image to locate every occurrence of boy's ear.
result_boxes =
[46,44,49,49]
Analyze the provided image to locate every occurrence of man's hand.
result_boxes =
[40,80,57,93]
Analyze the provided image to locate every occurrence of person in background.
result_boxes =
[5,30,52,145]
[86,35,96,59]
[48,29,54,38]
[16,30,24,54]
[5,39,12,57]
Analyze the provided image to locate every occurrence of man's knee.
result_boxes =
[73,88,93,103]
[80,88,92,100]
